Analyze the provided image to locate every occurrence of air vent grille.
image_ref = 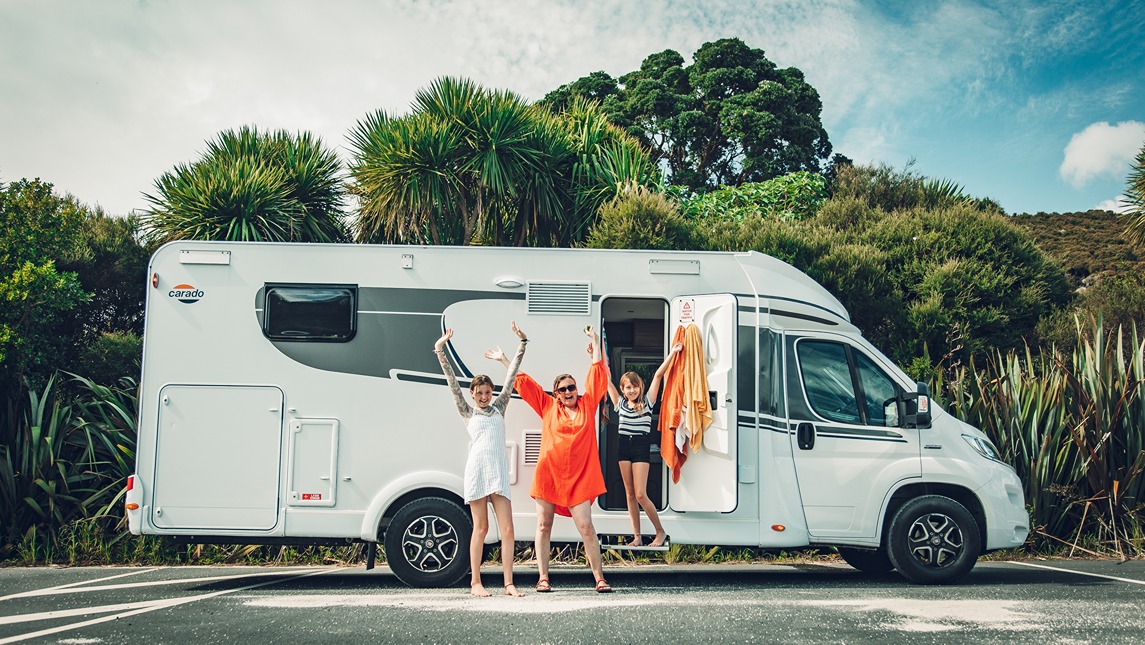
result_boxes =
[524,430,542,465]
[527,281,591,315]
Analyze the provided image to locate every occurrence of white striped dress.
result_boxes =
[437,340,526,503]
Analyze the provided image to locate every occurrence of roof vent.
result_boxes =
[527,281,591,315]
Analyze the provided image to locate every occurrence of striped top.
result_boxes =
[616,395,653,436]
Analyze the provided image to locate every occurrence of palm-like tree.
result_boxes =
[347,77,659,247]
[143,127,348,244]
[1125,142,1145,245]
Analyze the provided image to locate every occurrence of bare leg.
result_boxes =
[632,462,667,546]
[490,494,523,596]
[468,498,492,597]
[618,459,642,545]
[567,500,605,584]
[535,499,555,588]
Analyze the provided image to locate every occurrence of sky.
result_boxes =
[1,0,1142,217]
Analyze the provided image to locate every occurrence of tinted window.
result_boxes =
[264,285,357,342]
[797,341,860,424]
[759,329,785,417]
[855,351,897,426]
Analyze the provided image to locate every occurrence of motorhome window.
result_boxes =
[263,285,357,342]
[758,329,785,417]
[854,351,897,426]
[797,341,860,424]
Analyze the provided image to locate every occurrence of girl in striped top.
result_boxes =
[606,342,682,547]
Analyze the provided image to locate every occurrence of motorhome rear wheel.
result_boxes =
[383,497,471,587]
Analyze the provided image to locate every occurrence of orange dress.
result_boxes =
[514,360,608,517]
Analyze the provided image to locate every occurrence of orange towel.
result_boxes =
[515,361,608,517]
[659,324,712,482]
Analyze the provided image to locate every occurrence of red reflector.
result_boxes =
[126,475,135,492]
[151,272,159,288]
[125,503,140,511]
[771,524,786,532]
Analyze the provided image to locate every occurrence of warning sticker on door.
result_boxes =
[679,299,695,324]
[301,493,322,501]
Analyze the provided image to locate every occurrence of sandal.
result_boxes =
[535,578,553,593]
[595,579,612,593]
[504,583,525,597]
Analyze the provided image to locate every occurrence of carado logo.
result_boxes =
[169,284,204,304]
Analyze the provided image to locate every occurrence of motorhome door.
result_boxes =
[666,294,737,513]
[784,332,922,539]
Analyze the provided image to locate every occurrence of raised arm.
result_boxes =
[434,328,473,419]
[647,342,683,407]
[488,321,528,411]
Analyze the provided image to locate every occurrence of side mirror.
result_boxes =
[903,381,932,429]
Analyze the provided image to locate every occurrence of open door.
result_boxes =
[667,294,738,512]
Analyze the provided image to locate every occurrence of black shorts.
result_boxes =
[617,432,652,463]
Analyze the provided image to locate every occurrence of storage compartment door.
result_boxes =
[288,418,339,507]
[667,294,738,512]
[152,385,283,530]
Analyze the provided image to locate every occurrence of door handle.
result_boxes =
[797,422,816,450]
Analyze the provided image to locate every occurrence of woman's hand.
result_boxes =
[669,342,683,355]
[484,346,505,362]
[512,320,527,341]
[435,328,454,351]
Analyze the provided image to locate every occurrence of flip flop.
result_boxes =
[595,579,612,593]
[535,578,553,593]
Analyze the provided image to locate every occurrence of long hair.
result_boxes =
[619,371,646,411]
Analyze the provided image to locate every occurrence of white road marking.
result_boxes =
[0,601,165,626]
[0,569,335,645]
[2,568,321,599]
[1010,561,1145,585]
[802,599,1043,632]
[0,569,157,602]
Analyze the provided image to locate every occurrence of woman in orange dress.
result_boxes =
[497,326,611,593]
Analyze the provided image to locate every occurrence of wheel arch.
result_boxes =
[881,482,986,553]
[358,471,466,541]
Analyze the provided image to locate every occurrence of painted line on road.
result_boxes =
[1010,561,1145,585]
[1,568,322,599]
[0,569,158,602]
[0,600,164,626]
[0,568,336,645]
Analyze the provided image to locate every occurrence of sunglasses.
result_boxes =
[556,384,578,394]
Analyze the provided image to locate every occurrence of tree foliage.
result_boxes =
[586,184,692,250]
[676,171,827,222]
[542,37,832,193]
[1125,141,1145,245]
[144,126,348,244]
[348,78,658,247]
[0,179,89,396]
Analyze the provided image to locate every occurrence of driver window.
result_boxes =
[797,341,860,424]
[855,351,897,426]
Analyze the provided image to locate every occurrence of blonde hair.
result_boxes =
[620,371,646,411]
[552,373,575,395]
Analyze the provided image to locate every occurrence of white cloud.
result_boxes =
[1059,121,1145,188]
[1094,195,1132,214]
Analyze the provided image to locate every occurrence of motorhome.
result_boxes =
[126,241,1028,585]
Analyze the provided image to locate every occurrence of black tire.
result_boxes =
[837,547,894,573]
[887,495,981,584]
[383,497,471,588]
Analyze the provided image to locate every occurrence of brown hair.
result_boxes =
[551,373,575,395]
[620,371,646,411]
[470,374,494,391]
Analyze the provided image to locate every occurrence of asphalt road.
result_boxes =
[1,559,1142,644]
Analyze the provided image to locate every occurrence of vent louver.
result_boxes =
[527,281,591,315]
[524,430,542,465]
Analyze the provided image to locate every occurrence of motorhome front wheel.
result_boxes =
[384,497,471,587]
[887,495,981,584]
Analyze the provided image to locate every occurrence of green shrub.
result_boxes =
[585,184,692,250]
[75,330,142,385]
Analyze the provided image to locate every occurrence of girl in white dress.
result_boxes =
[434,321,527,597]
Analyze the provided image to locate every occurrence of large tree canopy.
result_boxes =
[542,37,832,193]
[143,127,348,244]
[348,77,658,247]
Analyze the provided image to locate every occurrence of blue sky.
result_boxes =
[1,0,1142,216]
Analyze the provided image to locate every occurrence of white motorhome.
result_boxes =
[126,241,1028,585]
